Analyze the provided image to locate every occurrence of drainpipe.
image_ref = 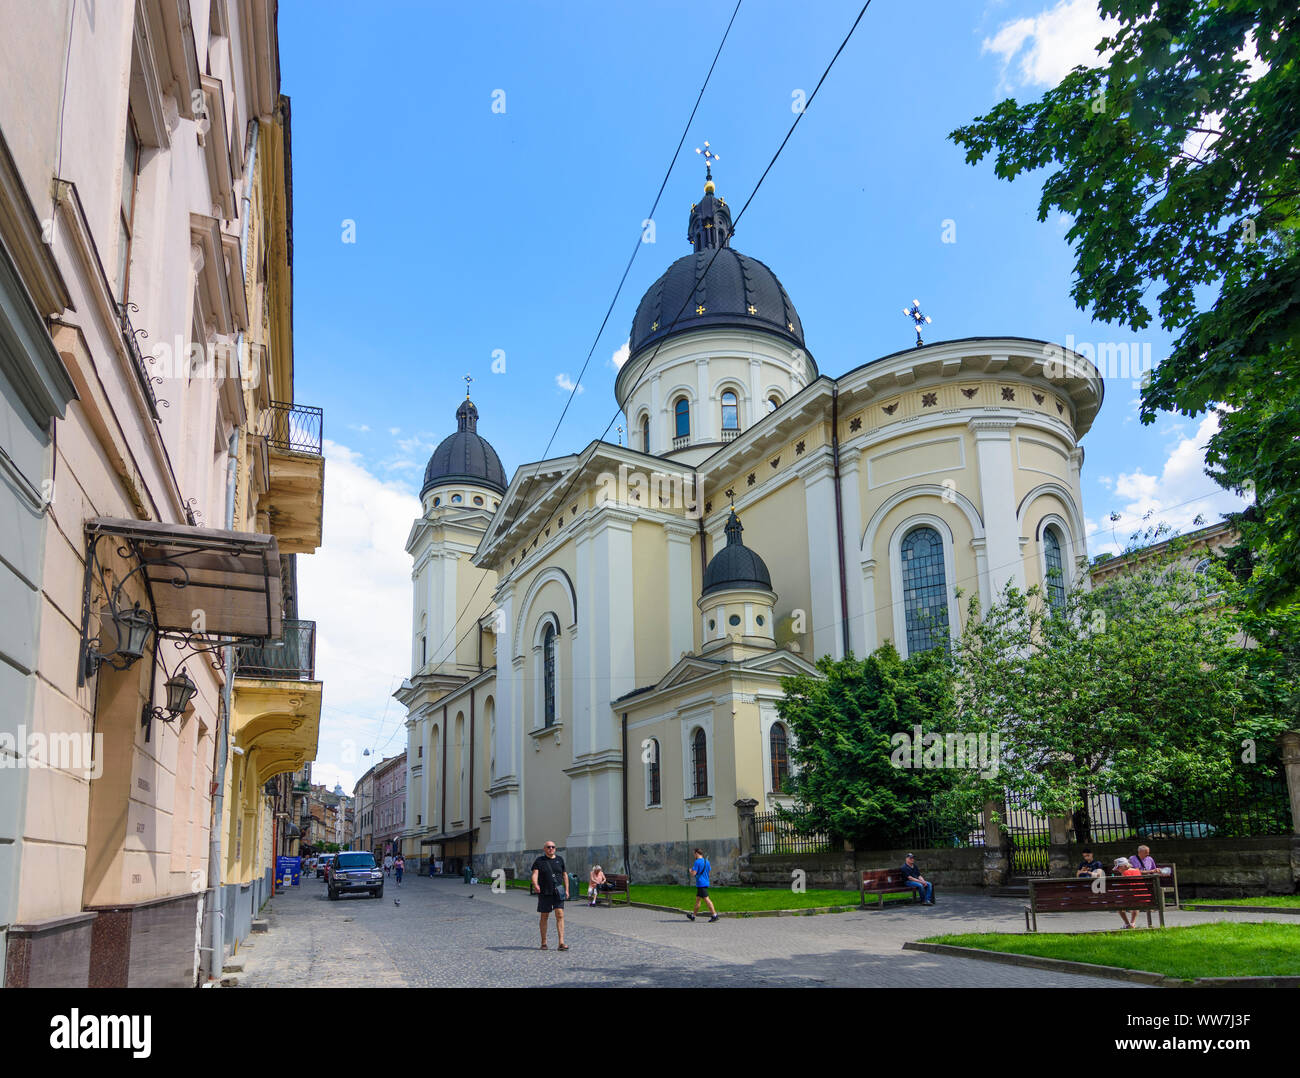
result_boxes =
[621,713,630,876]
[202,118,258,983]
[468,687,475,873]
[831,385,851,658]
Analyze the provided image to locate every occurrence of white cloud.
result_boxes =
[555,373,584,394]
[296,440,421,795]
[388,427,401,436]
[348,423,370,433]
[1088,412,1250,558]
[609,341,630,370]
[983,0,1117,91]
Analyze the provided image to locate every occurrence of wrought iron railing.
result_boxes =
[751,810,836,855]
[117,302,160,418]
[259,401,324,455]
[1069,777,1292,843]
[900,810,986,851]
[235,619,316,680]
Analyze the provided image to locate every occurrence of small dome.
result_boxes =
[420,398,507,498]
[702,509,772,595]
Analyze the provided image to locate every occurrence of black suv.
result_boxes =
[328,851,384,900]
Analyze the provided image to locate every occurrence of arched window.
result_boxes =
[646,737,661,807]
[900,526,950,654]
[721,390,738,431]
[674,397,690,439]
[770,722,790,794]
[1043,526,1067,610]
[641,415,650,453]
[692,728,708,797]
[543,624,557,727]
[767,396,780,413]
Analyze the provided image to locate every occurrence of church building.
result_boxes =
[396,160,1103,882]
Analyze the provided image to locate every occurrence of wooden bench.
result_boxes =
[1025,875,1165,932]
[589,873,630,907]
[1153,863,1179,908]
[859,868,923,909]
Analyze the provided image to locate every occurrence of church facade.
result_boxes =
[397,169,1103,882]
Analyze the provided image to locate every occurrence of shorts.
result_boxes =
[696,886,710,898]
[537,894,566,913]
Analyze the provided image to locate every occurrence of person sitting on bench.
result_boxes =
[588,865,615,906]
[1112,856,1144,928]
[901,853,934,905]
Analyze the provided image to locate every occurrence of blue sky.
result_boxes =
[282,0,1249,792]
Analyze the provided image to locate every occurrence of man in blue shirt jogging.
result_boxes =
[686,847,719,922]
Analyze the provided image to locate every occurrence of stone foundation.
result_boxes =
[1063,835,1299,897]
[472,838,742,886]
[741,846,986,889]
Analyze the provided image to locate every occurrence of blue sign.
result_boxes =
[276,855,302,886]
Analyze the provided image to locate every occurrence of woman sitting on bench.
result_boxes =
[588,865,615,906]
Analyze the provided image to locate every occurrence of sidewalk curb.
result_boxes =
[901,941,1300,988]
[1181,904,1300,915]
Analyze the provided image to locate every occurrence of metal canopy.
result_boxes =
[86,517,283,640]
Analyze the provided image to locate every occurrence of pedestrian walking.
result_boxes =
[530,840,569,950]
[384,853,393,878]
[394,854,404,886]
[686,848,718,922]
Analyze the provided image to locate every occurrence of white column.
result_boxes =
[649,372,661,453]
[486,585,523,853]
[801,458,844,661]
[695,357,711,443]
[403,719,418,846]
[437,553,458,666]
[748,357,762,426]
[665,521,696,660]
[861,559,879,655]
[837,447,866,656]
[970,418,1022,597]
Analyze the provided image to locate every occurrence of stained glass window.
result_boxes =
[1044,526,1066,610]
[692,728,708,797]
[770,723,790,793]
[543,624,556,726]
[901,526,950,654]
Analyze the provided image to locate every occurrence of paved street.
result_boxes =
[225,875,1264,988]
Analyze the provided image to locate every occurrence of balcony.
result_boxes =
[672,434,691,450]
[257,402,324,554]
[720,427,741,442]
[235,619,317,680]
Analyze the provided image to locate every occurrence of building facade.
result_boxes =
[0,0,321,987]
[399,165,1103,884]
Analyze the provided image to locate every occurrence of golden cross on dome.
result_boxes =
[694,140,720,179]
[696,304,706,315]
[464,372,473,398]
[724,487,736,506]
[747,304,757,315]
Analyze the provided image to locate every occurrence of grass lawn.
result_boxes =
[478,877,909,911]
[1182,895,1300,909]
[921,922,1300,980]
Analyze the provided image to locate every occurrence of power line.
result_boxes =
[417,0,746,675]
[432,0,879,672]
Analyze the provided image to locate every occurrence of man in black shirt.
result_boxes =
[1076,849,1105,877]
[530,840,570,950]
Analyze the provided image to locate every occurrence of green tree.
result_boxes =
[950,1,1300,609]
[944,551,1292,831]
[776,645,960,849]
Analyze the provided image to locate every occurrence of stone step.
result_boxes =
[251,919,270,933]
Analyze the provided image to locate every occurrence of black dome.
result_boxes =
[629,247,806,361]
[421,398,507,499]
[702,510,773,595]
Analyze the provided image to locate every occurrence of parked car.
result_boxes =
[316,853,335,879]
[328,851,384,900]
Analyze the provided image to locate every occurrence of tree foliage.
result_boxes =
[951,1,1300,609]
[944,551,1293,821]
[776,645,958,848]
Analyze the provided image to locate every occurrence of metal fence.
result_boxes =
[1070,778,1292,843]
[235,619,316,680]
[751,811,836,855]
[900,810,986,851]
[260,401,324,455]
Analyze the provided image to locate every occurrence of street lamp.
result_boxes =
[141,666,198,741]
[85,600,155,677]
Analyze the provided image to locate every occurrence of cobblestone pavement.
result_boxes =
[233,875,1289,988]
